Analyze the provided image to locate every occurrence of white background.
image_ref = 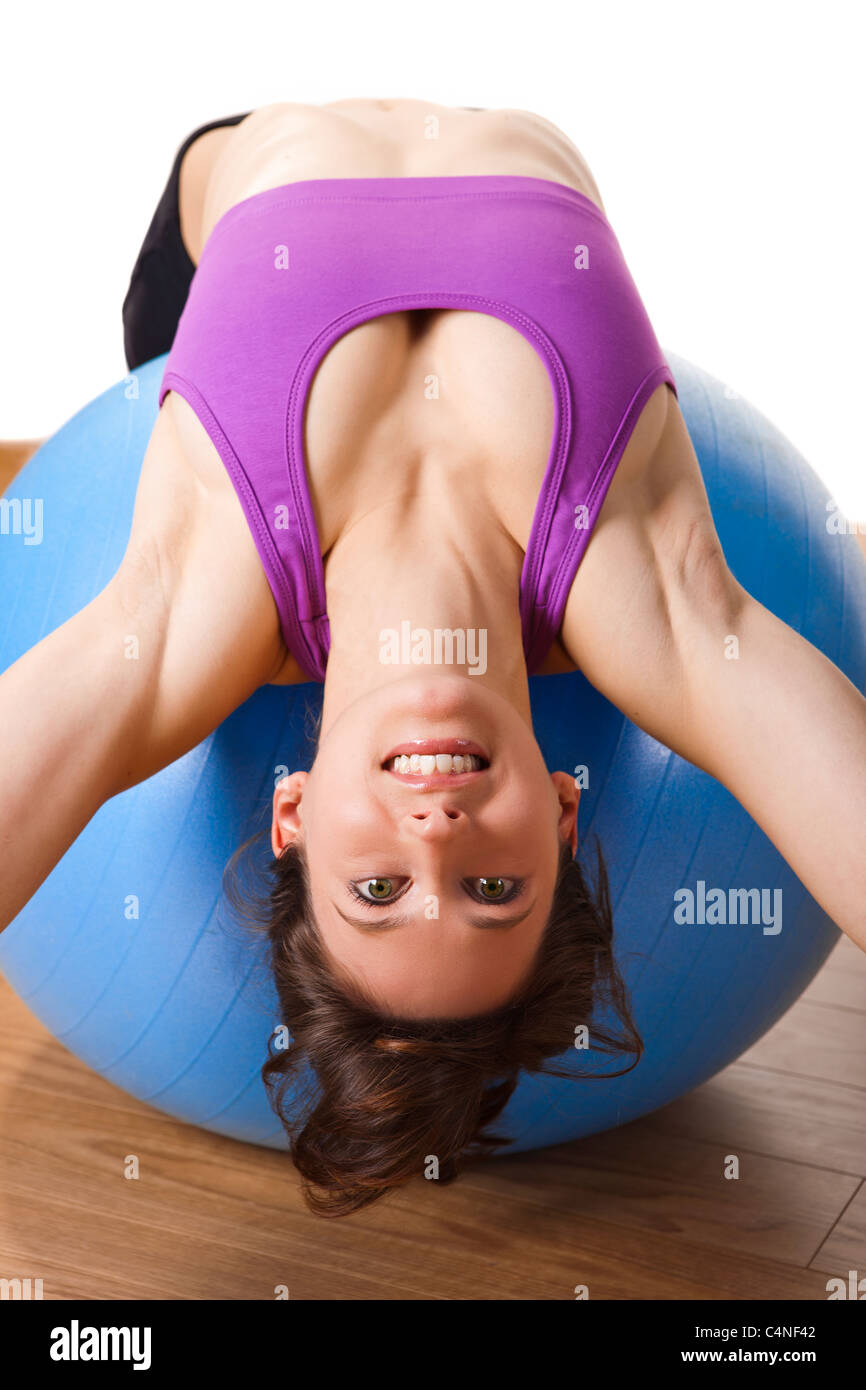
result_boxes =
[2,0,863,513]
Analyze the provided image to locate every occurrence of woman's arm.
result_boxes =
[0,401,287,933]
[562,388,866,950]
[1,552,166,931]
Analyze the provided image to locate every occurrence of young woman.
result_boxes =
[2,100,864,1215]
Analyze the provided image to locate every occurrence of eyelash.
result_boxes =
[347,879,526,910]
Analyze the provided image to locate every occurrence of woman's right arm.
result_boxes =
[0,399,289,932]
[0,548,168,931]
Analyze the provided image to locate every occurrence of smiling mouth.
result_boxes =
[381,739,490,786]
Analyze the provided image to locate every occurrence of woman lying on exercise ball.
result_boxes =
[1,99,864,1216]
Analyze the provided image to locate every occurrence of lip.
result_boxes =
[384,768,488,790]
[381,738,489,765]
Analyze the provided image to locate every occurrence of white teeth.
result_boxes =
[387,752,485,774]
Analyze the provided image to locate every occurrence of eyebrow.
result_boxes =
[332,900,538,933]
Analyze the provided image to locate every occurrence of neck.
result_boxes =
[319,490,531,737]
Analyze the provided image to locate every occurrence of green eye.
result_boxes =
[356,878,397,902]
[351,876,524,910]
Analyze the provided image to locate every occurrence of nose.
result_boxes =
[402,804,466,841]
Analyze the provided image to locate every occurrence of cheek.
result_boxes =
[498,785,562,872]
[506,768,560,825]
[302,767,388,846]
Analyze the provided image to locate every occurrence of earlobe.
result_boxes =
[271,770,308,857]
[550,770,580,857]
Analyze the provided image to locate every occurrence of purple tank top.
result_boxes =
[159,175,677,680]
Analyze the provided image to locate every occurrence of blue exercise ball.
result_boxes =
[1,352,863,1151]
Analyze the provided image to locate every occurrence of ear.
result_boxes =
[271,771,309,857]
[549,771,579,857]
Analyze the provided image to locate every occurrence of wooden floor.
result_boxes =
[1,936,864,1301]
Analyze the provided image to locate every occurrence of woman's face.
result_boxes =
[272,675,578,1019]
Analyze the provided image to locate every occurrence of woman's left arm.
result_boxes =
[562,388,866,950]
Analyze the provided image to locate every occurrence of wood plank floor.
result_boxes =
[1,936,863,1301]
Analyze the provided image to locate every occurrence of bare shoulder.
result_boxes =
[569,381,728,606]
[131,392,233,555]
[118,397,291,683]
[560,383,737,710]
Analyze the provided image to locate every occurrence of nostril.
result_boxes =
[444,810,460,820]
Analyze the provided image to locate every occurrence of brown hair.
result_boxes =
[225,833,641,1217]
